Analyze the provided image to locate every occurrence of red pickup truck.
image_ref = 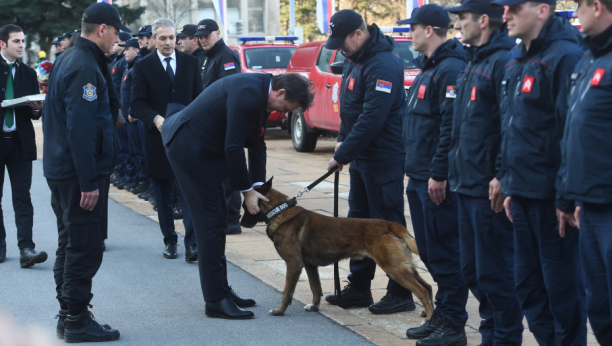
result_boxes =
[229,36,297,128]
[285,28,420,152]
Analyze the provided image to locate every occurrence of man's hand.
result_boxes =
[26,101,43,111]
[328,157,343,172]
[504,196,513,222]
[242,189,269,215]
[335,142,343,152]
[489,178,504,213]
[556,208,577,238]
[80,189,99,211]
[428,178,446,205]
[128,115,137,123]
[575,206,581,230]
[155,116,164,132]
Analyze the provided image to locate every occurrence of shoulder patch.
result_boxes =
[446,85,457,99]
[591,68,605,86]
[375,80,391,93]
[83,83,97,102]
[223,62,236,70]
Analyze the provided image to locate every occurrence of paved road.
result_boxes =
[0,160,372,346]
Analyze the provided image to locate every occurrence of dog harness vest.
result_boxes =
[263,198,298,224]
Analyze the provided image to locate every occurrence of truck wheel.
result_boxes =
[291,110,318,152]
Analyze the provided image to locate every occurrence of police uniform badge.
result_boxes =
[446,85,457,98]
[83,83,97,102]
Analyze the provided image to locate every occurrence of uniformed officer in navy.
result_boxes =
[561,0,612,343]
[53,36,63,58]
[195,19,245,235]
[161,72,314,319]
[132,25,153,57]
[399,5,469,345]
[177,24,207,77]
[322,10,417,316]
[444,0,524,344]
[489,0,587,343]
[42,2,129,342]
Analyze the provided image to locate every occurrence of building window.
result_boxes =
[248,0,264,33]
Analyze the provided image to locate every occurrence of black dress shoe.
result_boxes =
[368,292,416,314]
[407,313,443,339]
[325,283,373,308]
[131,182,148,194]
[64,310,119,343]
[229,286,256,307]
[163,243,178,259]
[416,317,467,346]
[225,218,242,235]
[0,239,6,263]
[56,309,111,339]
[205,298,254,319]
[185,244,198,262]
[20,248,48,268]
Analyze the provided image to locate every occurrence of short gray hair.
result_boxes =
[152,18,176,37]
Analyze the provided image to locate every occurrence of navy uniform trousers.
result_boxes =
[510,197,586,345]
[580,203,612,344]
[406,178,468,330]
[347,159,413,300]
[457,194,523,345]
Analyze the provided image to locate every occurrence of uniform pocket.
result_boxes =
[373,166,404,211]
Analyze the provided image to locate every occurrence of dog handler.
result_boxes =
[324,9,417,315]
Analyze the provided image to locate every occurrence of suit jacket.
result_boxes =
[162,73,270,191]
[131,49,203,179]
[0,59,41,161]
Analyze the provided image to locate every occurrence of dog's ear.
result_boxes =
[240,211,260,228]
[255,177,273,196]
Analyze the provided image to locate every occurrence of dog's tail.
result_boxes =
[391,225,420,256]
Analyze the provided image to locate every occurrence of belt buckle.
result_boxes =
[3,131,11,139]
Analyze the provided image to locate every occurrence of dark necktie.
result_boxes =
[164,57,174,83]
[5,63,14,128]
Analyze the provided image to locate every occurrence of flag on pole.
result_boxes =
[406,0,425,18]
[316,0,335,34]
[97,0,112,4]
[211,0,233,36]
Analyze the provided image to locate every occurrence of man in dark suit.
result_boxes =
[131,18,203,261]
[0,25,47,267]
[161,73,314,319]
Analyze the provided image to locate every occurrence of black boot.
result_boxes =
[325,283,373,308]
[56,309,111,339]
[368,292,416,314]
[416,316,467,346]
[225,217,242,235]
[407,313,443,339]
[64,310,119,343]
[20,248,48,268]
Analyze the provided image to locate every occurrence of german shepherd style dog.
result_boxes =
[240,178,434,318]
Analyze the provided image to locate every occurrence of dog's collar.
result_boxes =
[263,198,298,224]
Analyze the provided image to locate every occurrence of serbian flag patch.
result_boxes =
[446,85,457,99]
[224,62,236,70]
[591,68,605,86]
[375,80,392,93]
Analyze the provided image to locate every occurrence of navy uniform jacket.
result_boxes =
[0,58,41,161]
[404,39,468,181]
[42,36,116,192]
[334,24,406,165]
[499,15,582,207]
[109,52,127,96]
[161,73,270,191]
[191,47,208,80]
[202,39,240,88]
[448,26,515,197]
[558,24,612,208]
[120,56,140,118]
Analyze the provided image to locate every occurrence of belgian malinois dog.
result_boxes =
[240,178,434,318]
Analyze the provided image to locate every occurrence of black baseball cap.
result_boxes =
[118,32,132,42]
[59,31,74,39]
[178,24,198,38]
[194,19,219,36]
[396,4,454,28]
[132,25,152,37]
[446,0,505,17]
[325,10,364,50]
[52,37,62,44]
[81,2,131,33]
[119,38,139,48]
[492,0,555,6]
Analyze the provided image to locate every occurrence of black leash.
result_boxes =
[295,166,338,198]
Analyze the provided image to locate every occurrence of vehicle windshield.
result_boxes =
[244,47,296,70]
[393,41,421,69]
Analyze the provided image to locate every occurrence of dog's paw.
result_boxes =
[304,304,319,312]
[269,308,285,316]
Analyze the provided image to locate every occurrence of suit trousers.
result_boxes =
[223,176,242,221]
[511,197,586,346]
[406,178,469,330]
[167,152,231,302]
[580,203,612,345]
[346,159,413,300]
[48,176,105,315]
[457,194,523,345]
[0,132,35,249]
[152,178,196,247]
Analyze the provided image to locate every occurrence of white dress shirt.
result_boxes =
[154,50,177,124]
[1,52,17,131]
